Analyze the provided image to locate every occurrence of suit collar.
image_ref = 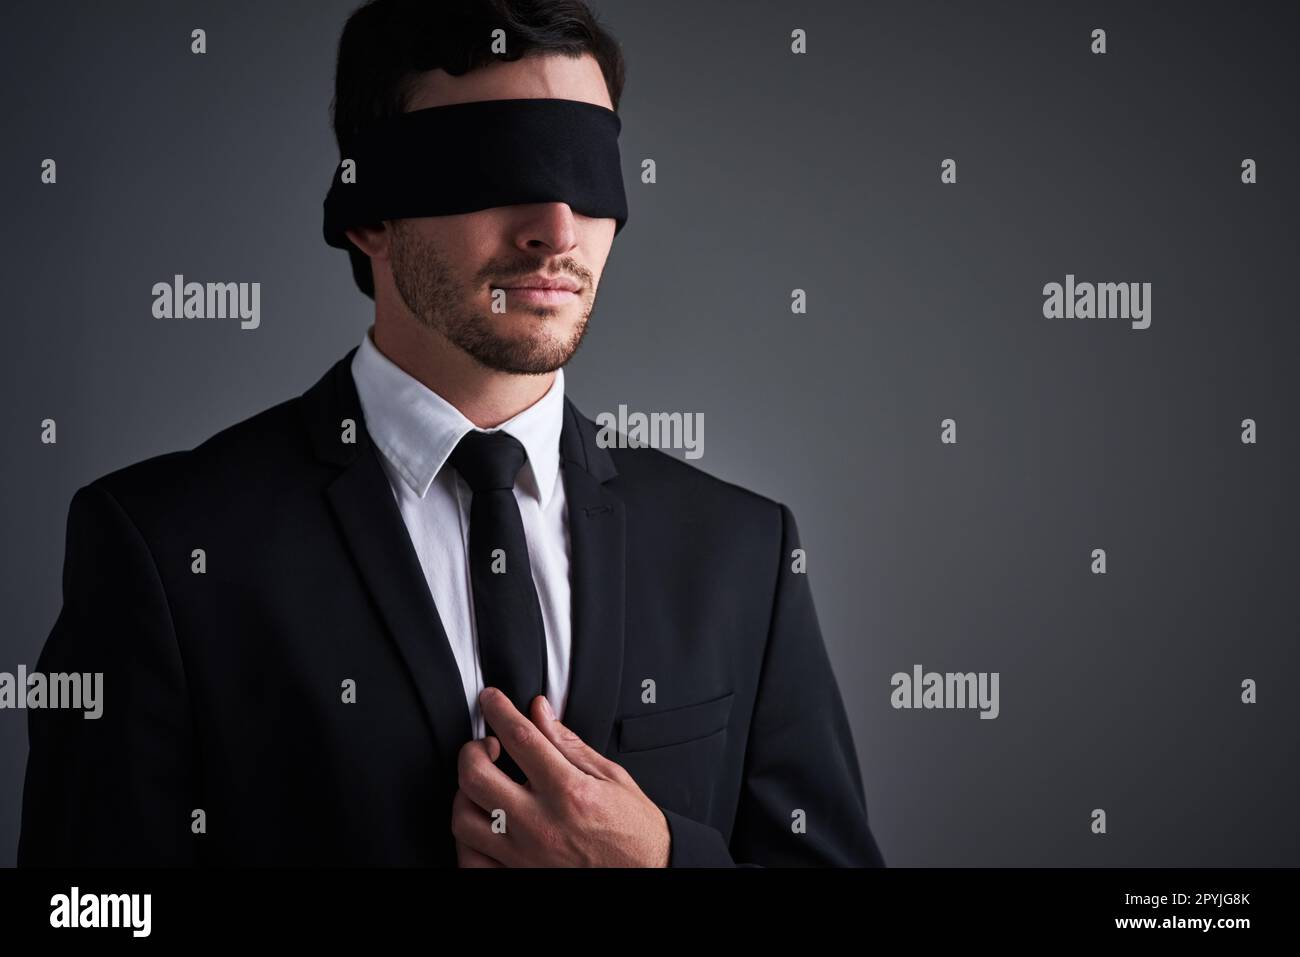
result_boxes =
[301,346,617,485]
[349,330,568,508]
[299,348,627,777]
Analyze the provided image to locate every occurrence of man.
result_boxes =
[18,0,885,868]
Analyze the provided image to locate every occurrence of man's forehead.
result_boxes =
[403,53,612,112]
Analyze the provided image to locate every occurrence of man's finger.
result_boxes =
[529,694,619,780]
[450,787,515,866]
[457,734,525,814]
[480,687,577,793]
[455,837,505,868]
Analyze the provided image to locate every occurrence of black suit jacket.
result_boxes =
[18,349,885,867]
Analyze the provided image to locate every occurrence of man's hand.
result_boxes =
[451,686,671,867]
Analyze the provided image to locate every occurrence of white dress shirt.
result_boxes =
[350,328,571,739]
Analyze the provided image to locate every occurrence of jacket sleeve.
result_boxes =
[661,502,886,867]
[18,482,199,867]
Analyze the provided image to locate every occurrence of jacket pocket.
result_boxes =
[616,691,735,753]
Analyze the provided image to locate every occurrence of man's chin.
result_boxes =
[461,336,580,376]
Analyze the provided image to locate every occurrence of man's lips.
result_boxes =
[503,287,579,305]
[499,274,581,292]
[496,274,582,305]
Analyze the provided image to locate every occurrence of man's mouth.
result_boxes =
[502,286,579,305]
[497,273,582,305]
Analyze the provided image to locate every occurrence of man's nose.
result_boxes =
[514,202,580,253]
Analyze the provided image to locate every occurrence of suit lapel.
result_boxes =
[557,397,626,756]
[300,349,628,772]
[301,349,471,779]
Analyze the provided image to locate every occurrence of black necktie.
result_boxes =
[448,428,547,785]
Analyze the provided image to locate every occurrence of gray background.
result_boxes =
[2,0,1296,867]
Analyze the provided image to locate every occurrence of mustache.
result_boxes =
[485,258,591,288]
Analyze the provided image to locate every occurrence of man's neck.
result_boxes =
[369,318,554,430]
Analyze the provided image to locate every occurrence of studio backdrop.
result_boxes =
[1,0,1296,866]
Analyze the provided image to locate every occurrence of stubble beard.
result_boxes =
[388,220,593,375]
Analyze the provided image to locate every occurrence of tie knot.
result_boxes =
[449,429,527,492]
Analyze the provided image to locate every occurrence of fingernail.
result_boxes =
[540,695,554,720]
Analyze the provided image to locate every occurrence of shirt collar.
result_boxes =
[350,328,565,507]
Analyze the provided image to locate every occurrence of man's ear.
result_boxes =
[344,222,391,261]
